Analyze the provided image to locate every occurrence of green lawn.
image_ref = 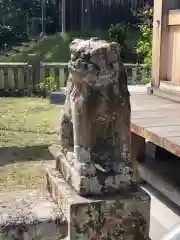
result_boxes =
[0,98,62,191]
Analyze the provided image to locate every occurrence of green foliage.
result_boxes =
[108,23,128,58]
[0,0,41,47]
[0,0,152,51]
[0,34,70,62]
[38,76,57,95]
[136,8,153,84]
[0,28,140,63]
[141,77,152,85]
[0,0,60,48]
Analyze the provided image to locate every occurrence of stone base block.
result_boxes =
[50,88,66,105]
[44,165,151,240]
[0,190,68,240]
[49,145,135,197]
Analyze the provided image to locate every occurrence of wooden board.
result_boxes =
[168,10,180,26]
[130,89,180,158]
[167,25,180,84]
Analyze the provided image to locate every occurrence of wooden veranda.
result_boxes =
[130,0,180,208]
[130,86,180,208]
[131,89,180,158]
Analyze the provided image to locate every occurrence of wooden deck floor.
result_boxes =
[130,86,180,158]
[130,86,180,208]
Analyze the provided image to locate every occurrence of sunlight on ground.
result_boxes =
[0,98,62,191]
[0,162,44,191]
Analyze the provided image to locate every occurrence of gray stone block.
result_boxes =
[50,88,66,105]
[0,190,68,240]
[49,145,135,197]
[44,165,151,240]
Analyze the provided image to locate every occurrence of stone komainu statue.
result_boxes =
[57,37,132,195]
[48,38,150,240]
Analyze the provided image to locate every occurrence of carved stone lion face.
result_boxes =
[68,38,121,88]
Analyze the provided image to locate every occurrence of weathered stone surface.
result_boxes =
[56,37,133,196]
[0,190,68,240]
[45,166,150,240]
[50,145,136,197]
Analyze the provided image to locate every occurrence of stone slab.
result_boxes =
[50,145,135,197]
[0,190,68,240]
[50,89,66,105]
[44,165,151,240]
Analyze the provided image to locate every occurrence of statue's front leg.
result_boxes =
[70,92,94,175]
[112,103,132,177]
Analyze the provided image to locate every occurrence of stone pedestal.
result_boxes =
[45,166,150,240]
[50,145,136,197]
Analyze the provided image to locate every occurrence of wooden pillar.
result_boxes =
[85,0,90,29]
[131,132,146,183]
[81,0,84,30]
[61,0,66,33]
[41,0,46,35]
[58,0,61,31]
[152,0,169,88]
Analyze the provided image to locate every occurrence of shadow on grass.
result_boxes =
[0,145,53,166]
[0,127,56,134]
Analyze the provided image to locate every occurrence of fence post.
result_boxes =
[40,66,45,82]
[0,68,4,89]
[59,67,66,88]
[17,67,25,89]
[25,65,33,94]
[132,67,137,85]
[27,53,41,89]
[7,67,15,89]
[50,67,56,80]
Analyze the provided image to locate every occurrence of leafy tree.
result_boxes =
[0,0,58,48]
[108,23,128,59]
[136,8,153,84]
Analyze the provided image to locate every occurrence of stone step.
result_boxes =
[44,165,84,217]
[44,165,151,240]
[0,189,68,240]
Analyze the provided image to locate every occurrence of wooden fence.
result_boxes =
[67,0,153,30]
[0,62,138,91]
[0,62,68,91]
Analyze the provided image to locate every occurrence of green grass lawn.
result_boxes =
[0,98,62,191]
